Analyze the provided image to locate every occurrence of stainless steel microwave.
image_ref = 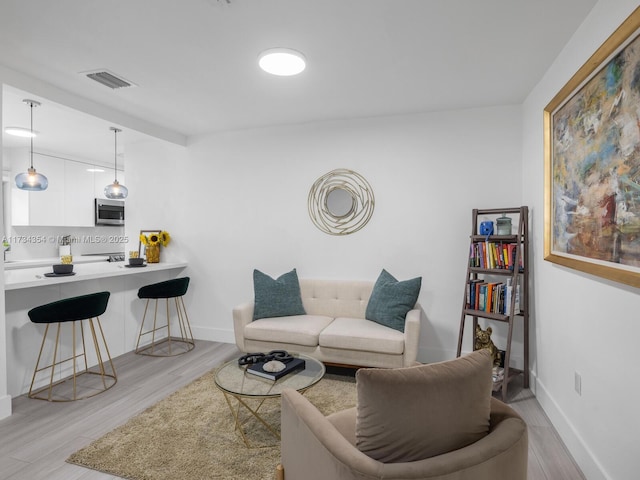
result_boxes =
[95,199,125,226]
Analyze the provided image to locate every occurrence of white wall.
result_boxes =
[124,106,523,364]
[0,88,10,419]
[522,1,640,479]
[0,3,636,475]
[123,138,186,262]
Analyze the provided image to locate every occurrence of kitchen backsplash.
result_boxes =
[5,224,127,260]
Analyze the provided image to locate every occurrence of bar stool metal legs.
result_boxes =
[28,291,116,402]
[135,277,195,356]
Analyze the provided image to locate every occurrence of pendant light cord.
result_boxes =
[29,101,34,169]
[104,126,127,199]
[113,128,118,182]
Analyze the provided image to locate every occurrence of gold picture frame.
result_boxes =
[544,7,640,288]
[139,229,161,259]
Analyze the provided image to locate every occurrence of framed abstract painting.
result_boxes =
[544,7,640,288]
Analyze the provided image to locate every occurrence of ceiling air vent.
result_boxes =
[83,70,136,89]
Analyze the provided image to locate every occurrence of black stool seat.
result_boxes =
[28,291,110,324]
[138,277,190,299]
[27,291,116,402]
[135,277,194,356]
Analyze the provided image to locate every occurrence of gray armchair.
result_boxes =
[277,350,528,480]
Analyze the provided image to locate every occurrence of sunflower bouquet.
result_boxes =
[139,230,171,263]
[139,230,171,247]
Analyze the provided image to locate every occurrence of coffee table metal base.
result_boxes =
[221,391,281,448]
[214,353,325,448]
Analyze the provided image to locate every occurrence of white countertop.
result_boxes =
[3,255,110,270]
[4,260,188,290]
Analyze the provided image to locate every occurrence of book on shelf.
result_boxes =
[486,241,494,268]
[505,278,521,313]
[467,280,512,314]
[469,241,523,271]
[246,357,306,380]
[478,283,487,311]
[485,283,493,312]
[489,282,503,312]
[467,279,484,309]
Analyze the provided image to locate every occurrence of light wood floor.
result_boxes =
[0,340,584,480]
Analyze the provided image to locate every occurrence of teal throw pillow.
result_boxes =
[253,268,306,320]
[365,269,421,332]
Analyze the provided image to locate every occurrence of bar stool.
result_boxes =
[28,291,116,402]
[135,277,195,356]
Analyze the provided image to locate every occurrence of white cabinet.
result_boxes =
[8,148,29,226]
[6,147,123,227]
[64,160,94,226]
[27,154,65,226]
[7,147,63,227]
[11,152,69,227]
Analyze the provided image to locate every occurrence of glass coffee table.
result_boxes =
[214,353,325,447]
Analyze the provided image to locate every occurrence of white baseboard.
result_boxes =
[192,325,235,345]
[532,372,608,480]
[0,394,12,420]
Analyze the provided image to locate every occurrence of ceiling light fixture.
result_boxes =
[258,48,306,76]
[5,126,38,138]
[15,99,48,191]
[104,127,128,199]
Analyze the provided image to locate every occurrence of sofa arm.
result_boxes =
[281,389,383,480]
[402,308,421,366]
[232,301,254,352]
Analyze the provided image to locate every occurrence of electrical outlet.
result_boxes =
[574,372,582,395]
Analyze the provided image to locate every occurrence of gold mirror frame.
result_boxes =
[308,169,375,235]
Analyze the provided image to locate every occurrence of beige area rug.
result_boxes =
[67,370,356,480]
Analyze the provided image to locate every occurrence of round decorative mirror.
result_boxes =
[308,169,375,235]
[325,187,355,218]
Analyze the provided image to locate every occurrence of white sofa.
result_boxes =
[233,278,421,368]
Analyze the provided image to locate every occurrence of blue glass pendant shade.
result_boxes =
[16,167,48,191]
[104,127,128,199]
[104,180,128,199]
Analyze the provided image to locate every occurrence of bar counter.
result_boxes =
[2,260,189,409]
[4,260,188,290]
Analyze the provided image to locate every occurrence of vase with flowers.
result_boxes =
[139,230,171,263]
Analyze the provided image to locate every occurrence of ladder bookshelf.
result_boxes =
[456,206,529,401]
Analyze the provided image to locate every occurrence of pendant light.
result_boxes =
[15,99,48,191]
[104,127,128,199]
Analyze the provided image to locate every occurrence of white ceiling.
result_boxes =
[0,0,598,162]
[2,87,142,167]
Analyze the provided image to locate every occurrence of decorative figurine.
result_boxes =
[474,324,502,368]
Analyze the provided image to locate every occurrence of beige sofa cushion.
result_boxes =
[355,349,493,463]
[243,314,333,347]
[319,317,404,354]
[299,279,372,318]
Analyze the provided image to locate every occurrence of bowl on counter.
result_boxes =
[128,258,145,266]
[52,264,74,274]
